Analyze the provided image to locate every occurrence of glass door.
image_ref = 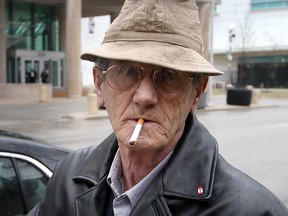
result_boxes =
[24,60,33,83]
[43,59,62,87]
[10,50,64,86]
[23,59,40,83]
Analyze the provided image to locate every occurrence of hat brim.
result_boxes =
[81,41,223,76]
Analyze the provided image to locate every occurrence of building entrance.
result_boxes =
[8,49,64,88]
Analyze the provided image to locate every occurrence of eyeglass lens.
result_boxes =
[105,65,191,93]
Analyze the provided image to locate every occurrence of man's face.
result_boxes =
[94,61,207,152]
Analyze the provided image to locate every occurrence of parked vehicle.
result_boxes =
[0,130,71,215]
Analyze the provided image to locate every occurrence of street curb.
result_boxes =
[62,104,279,120]
[62,110,109,120]
[197,104,279,112]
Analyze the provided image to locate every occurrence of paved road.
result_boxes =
[0,95,288,207]
[197,105,288,207]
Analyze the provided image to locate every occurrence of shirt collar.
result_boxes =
[107,149,173,208]
[107,149,124,196]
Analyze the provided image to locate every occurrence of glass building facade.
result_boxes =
[238,55,288,88]
[251,0,288,10]
[5,0,64,87]
[5,0,59,51]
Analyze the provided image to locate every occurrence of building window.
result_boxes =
[5,0,59,51]
[251,0,288,10]
[238,55,288,88]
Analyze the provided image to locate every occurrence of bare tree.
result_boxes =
[236,14,257,86]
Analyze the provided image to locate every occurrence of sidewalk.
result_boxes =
[0,94,287,124]
[54,94,286,120]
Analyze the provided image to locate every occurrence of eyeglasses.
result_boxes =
[101,64,193,94]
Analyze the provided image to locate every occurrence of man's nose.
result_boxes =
[132,73,158,107]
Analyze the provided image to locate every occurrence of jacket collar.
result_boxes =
[162,113,218,199]
[73,112,218,200]
[72,134,118,216]
[73,133,118,185]
[131,113,218,215]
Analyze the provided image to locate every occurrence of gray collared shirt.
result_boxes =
[107,149,173,216]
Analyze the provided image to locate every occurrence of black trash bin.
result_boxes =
[226,88,252,106]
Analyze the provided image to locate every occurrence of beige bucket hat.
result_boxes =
[81,0,223,76]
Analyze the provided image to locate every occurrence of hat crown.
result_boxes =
[104,0,204,55]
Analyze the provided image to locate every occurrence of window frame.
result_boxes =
[0,152,52,214]
[0,152,53,178]
[0,156,26,214]
[251,0,288,10]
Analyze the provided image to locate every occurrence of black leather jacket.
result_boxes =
[27,113,288,216]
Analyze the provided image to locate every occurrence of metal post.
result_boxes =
[207,0,215,106]
[227,23,235,85]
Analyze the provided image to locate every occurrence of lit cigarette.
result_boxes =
[129,119,144,146]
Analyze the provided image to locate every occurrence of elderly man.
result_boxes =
[27,0,288,215]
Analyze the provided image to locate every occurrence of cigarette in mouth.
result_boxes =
[129,118,144,146]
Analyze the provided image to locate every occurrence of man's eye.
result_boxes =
[121,66,138,77]
[164,70,178,80]
[159,70,180,85]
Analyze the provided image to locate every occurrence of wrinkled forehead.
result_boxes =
[95,57,182,71]
[108,59,165,69]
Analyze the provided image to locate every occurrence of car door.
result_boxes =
[0,153,51,215]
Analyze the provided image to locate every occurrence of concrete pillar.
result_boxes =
[198,2,214,107]
[65,0,82,97]
[198,2,211,61]
[0,0,6,83]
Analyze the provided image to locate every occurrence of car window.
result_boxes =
[0,157,25,216]
[16,159,48,211]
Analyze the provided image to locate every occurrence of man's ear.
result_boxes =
[191,77,209,112]
[93,67,105,107]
